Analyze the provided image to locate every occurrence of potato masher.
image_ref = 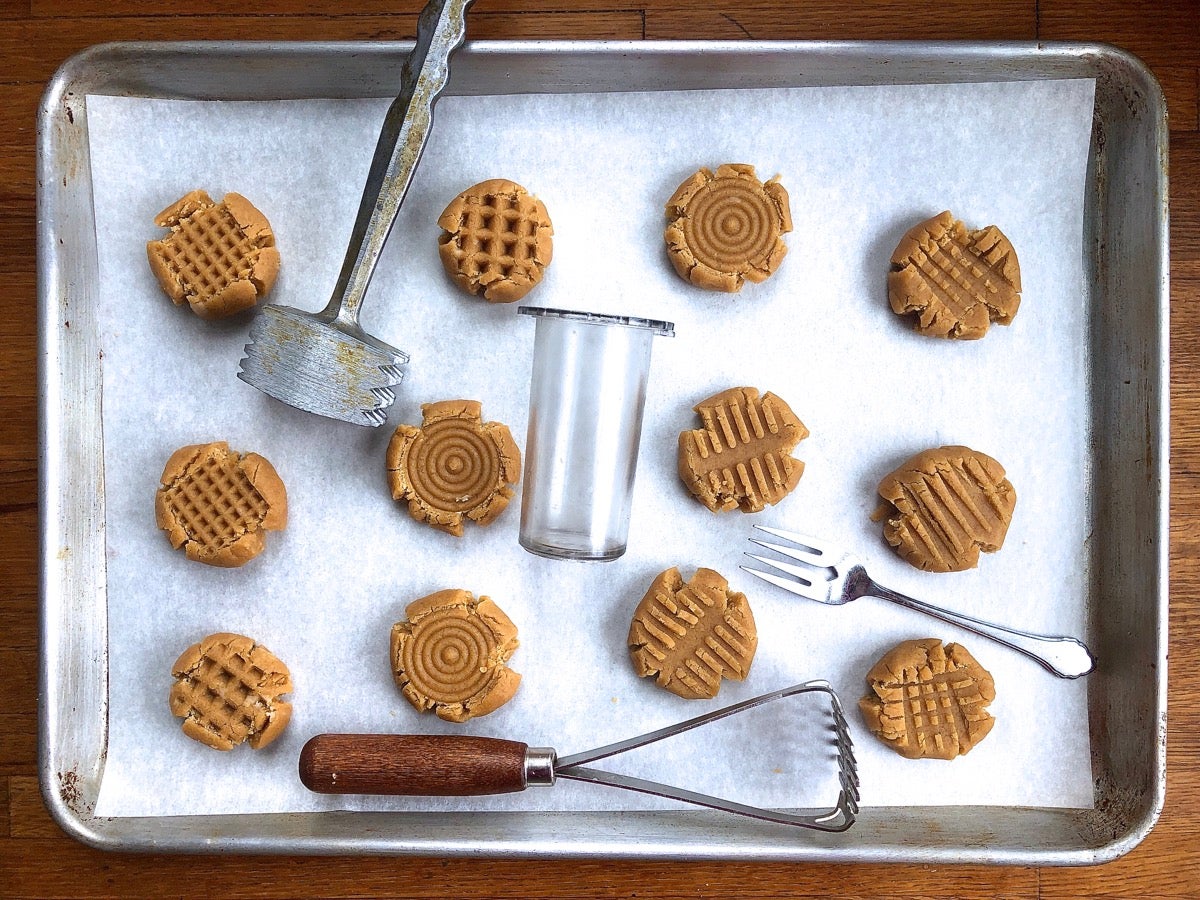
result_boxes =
[238,0,473,426]
[299,680,860,831]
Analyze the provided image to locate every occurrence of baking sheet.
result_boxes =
[85,77,1097,818]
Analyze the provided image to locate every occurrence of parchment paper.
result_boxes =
[86,76,1097,818]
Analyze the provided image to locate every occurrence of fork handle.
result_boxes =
[872,584,1096,678]
[324,0,473,325]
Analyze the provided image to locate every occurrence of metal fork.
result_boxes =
[742,526,1095,679]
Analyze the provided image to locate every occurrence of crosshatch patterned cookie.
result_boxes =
[888,210,1021,339]
[154,441,288,568]
[664,163,791,292]
[437,179,554,302]
[858,638,996,760]
[169,632,293,751]
[876,445,1016,573]
[391,589,521,723]
[147,189,280,319]
[678,387,808,514]
[628,567,757,700]
[386,400,520,537]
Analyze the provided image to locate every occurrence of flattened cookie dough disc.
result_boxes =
[154,441,288,567]
[169,632,293,751]
[877,445,1016,573]
[888,210,1021,339]
[664,163,792,292]
[386,400,521,536]
[859,638,996,760]
[678,386,808,513]
[147,189,280,319]
[391,589,521,723]
[628,567,757,700]
[437,179,554,303]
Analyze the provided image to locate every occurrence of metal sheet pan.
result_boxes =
[37,40,1169,863]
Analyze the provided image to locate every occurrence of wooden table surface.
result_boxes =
[2,1,1196,896]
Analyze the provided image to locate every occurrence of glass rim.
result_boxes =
[517,305,675,337]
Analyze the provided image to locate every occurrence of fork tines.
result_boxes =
[741,525,831,597]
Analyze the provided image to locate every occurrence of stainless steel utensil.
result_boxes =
[743,526,1095,679]
[237,0,473,426]
[299,680,860,831]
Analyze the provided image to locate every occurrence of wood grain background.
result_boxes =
[2,1,1197,896]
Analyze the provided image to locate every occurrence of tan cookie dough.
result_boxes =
[678,387,808,513]
[147,189,280,319]
[628,567,757,700]
[155,441,287,568]
[386,400,520,536]
[169,632,293,751]
[437,179,554,303]
[889,210,1021,339]
[859,638,996,760]
[391,589,521,723]
[664,163,791,292]
[876,445,1016,573]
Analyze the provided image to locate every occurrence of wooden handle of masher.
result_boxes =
[299,734,540,796]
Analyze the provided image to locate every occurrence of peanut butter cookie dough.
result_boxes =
[876,445,1016,573]
[155,441,287,568]
[628,567,757,700]
[859,638,996,760]
[664,164,792,292]
[889,210,1021,339]
[391,589,521,723]
[678,387,808,513]
[147,189,280,319]
[386,400,521,536]
[437,179,554,303]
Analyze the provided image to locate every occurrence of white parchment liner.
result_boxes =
[86,77,1097,817]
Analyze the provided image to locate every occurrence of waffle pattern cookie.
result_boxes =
[386,400,520,537]
[859,638,996,760]
[877,445,1016,573]
[664,163,791,292]
[437,179,553,303]
[888,210,1021,339]
[169,632,293,751]
[678,387,808,514]
[155,441,287,568]
[391,589,521,723]
[147,189,280,319]
[628,567,757,700]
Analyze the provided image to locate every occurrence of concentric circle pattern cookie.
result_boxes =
[437,179,554,303]
[888,210,1021,339]
[391,589,521,723]
[386,400,520,537]
[154,441,288,567]
[877,445,1016,573]
[678,386,808,514]
[628,567,757,700]
[147,189,280,319]
[664,163,792,292]
[169,632,293,751]
[858,638,996,760]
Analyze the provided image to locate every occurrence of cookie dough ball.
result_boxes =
[678,387,808,513]
[876,445,1016,573]
[147,189,279,319]
[437,179,553,302]
[628,567,757,699]
[889,210,1021,339]
[664,163,791,292]
[859,638,996,760]
[169,632,293,751]
[386,400,521,536]
[391,589,521,723]
[155,441,287,567]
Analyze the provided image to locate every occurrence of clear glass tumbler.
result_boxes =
[518,307,674,561]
